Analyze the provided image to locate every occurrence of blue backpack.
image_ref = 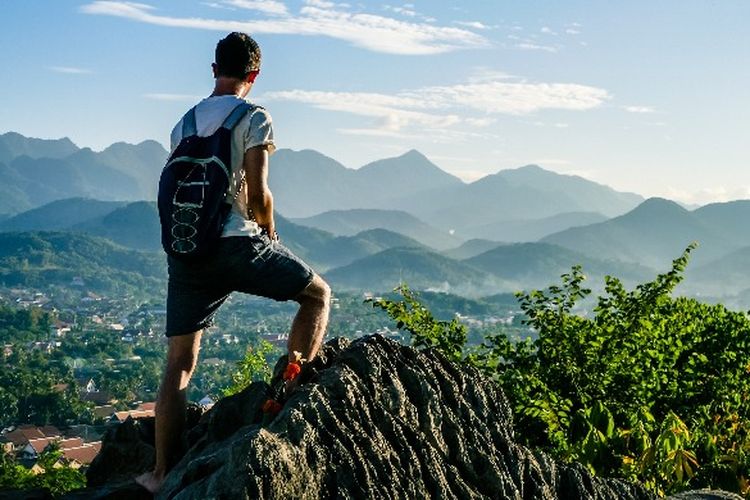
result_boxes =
[158,102,252,259]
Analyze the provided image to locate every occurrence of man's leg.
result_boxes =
[288,274,331,363]
[136,330,202,493]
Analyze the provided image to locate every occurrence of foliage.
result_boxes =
[222,340,276,397]
[368,284,467,363]
[374,246,750,497]
[0,444,86,496]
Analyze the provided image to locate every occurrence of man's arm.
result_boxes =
[243,145,276,239]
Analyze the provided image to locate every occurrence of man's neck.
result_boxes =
[211,77,251,99]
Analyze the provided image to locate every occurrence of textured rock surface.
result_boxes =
[74,335,740,499]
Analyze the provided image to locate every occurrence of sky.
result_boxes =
[0,1,748,205]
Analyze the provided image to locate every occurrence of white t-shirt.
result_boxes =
[169,95,276,237]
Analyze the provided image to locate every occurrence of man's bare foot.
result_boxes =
[135,470,165,494]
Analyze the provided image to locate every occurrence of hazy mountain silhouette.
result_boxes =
[543,198,738,269]
[443,239,505,260]
[0,132,78,163]
[465,242,655,290]
[292,209,460,250]
[324,247,504,297]
[464,211,608,242]
[0,198,126,232]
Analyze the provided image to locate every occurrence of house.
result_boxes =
[60,442,101,468]
[92,405,116,421]
[81,391,115,405]
[76,377,97,394]
[110,409,154,423]
[0,425,61,453]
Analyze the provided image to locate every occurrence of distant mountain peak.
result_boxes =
[632,197,688,213]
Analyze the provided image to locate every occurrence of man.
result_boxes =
[137,32,331,493]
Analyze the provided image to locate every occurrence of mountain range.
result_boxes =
[2,131,750,304]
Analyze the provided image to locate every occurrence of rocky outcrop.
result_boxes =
[72,335,744,499]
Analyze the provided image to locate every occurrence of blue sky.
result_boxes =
[1,1,748,205]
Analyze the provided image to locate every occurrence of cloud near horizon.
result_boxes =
[80,1,488,55]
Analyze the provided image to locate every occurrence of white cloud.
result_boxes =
[565,28,581,35]
[263,76,610,138]
[623,105,656,113]
[80,1,488,55]
[662,185,750,206]
[516,42,558,53]
[540,26,557,35]
[49,66,93,74]
[144,93,203,101]
[222,0,288,15]
[454,20,492,30]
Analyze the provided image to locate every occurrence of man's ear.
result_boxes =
[211,63,219,78]
[247,70,260,84]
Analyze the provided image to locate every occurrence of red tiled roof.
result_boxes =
[112,409,154,421]
[137,402,156,411]
[62,443,101,465]
[59,437,84,449]
[27,437,55,454]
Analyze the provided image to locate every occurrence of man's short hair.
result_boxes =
[215,32,261,79]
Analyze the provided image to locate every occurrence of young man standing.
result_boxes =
[137,32,331,493]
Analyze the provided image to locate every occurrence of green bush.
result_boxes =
[371,246,750,497]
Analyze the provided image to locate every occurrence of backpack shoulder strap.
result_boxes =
[221,102,254,130]
[181,107,197,138]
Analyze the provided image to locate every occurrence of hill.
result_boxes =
[0,133,167,215]
[466,242,655,290]
[270,149,463,218]
[542,198,736,269]
[0,198,126,232]
[0,131,78,163]
[0,232,165,295]
[324,247,505,297]
[291,208,460,250]
[74,201,161,252]
[443,239,504,260]
[401,165,642,231]
[464,211,608,242]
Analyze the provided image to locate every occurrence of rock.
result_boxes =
[75,335,740,499]
[160,335,651,499]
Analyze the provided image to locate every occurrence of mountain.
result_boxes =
[464,211,608,242]
[291,209,460,250]
[324,247,506,297]
[0,131,79,163]
[270,149,463,218]
[269,149,359,218]
[355,149,464,201]
[405,165,642,231]
[542,198,737,269]
[0,232,165,295]
[465,242,655,290]
[93,140,167,200]
[443,239,504,260]
[0,198,126,232]
[308,228,425,270]
[692,200,750,247]
[0,133,167,215]
[74,201,161,252]
[684,246,750,297]
[498,165,642,217]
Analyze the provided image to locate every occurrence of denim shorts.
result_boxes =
[165,234,314,337]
